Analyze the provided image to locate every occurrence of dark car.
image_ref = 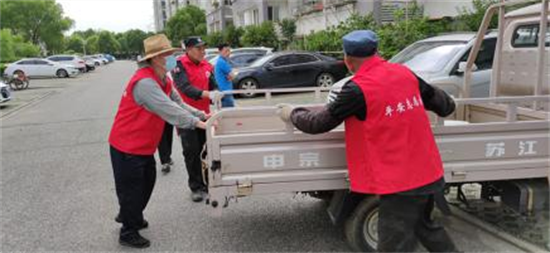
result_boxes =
[232,51,348,97]
[229,53,264,68]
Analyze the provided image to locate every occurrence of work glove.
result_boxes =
[276,103,295,123]
[208,90,225,101]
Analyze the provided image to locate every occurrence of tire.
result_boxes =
[316,72,335,88]
[344,196,380,252]
[56,69,69,78]
[238,78,259,98]
[94,62,100,67]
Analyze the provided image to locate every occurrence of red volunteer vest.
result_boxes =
[108,67,173,155]
[345,56,444,195]
[176,55,212,113]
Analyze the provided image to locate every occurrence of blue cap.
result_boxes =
[343,30,378,57]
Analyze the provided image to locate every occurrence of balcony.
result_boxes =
[293,0,357,17]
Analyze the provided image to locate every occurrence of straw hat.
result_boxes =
[139,34,179,62]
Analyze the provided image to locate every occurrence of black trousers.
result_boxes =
[110,146,156,234]
[157,123,173,165]
[179,128,207,192]
[378,193,458,252]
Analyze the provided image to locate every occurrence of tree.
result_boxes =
[123,29,148,54]
[0,0,74,52]
[242,22,279,49]
[65,35,86,54]
[222,25,244,47]
[456,0,500,31]
[97,31,120,54]
[85,35,99,54]
[279,18,297,48]
[165,5,207,45]
[205,32,223,48]
[1,29,16,62]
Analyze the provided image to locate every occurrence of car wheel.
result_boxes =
[239,78,259,98]
[56,69,69,78]
[345,196,380,252]
[94,62,100,67]
[317,73,335,88]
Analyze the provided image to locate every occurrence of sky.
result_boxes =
[57,0,155,34]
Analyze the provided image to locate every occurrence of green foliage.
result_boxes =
[0,29,40,63]
[122,29,148,54]
[223,25,244,47]
[85,36,99,55]
[0,0,73,53]
[456,0,500,31]
[1,29,16,62]
[205,31,223,48]
[165,5,207,45]
[279,18,297,49]
[241,22,279,49]
[97,31,120,54]
[65,35,86,54]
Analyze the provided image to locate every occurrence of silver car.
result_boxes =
[390,33,498,98]
[0,81,12,104]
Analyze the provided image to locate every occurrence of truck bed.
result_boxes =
[205,96,550,209]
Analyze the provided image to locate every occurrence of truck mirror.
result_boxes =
[457,62,478,75]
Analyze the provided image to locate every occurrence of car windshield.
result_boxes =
[390,41,467,73]
[249,54,275,67]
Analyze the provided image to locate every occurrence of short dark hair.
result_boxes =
[218,43,230,51]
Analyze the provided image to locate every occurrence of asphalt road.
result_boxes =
[1,61,528,251]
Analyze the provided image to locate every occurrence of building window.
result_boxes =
[253,9,259,25]
[267,6,280,22]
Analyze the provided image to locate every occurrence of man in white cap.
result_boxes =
[109,34,209,248]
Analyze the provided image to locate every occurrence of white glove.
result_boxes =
[208,90,225,101]
[276,103,295,122]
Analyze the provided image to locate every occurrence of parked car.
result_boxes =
[84,56,103,67]
[232,51,348,97]
[81,56,96,72]
[229,53,265,68]
[232,47,273,55]
[390,32,498,98]
[93,54,109,64]
[104,54,116,62]
[47,55,87,73]
[4,58,80,78]
[208,52,265,68]
[0,80,12,105]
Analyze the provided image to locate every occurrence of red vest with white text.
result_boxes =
[109,67,173,155]
[345,56,444,195]
[176,55,212,113]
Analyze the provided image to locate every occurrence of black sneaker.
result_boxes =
[161,163,171,173]
[191,190,204,202]
[114,215,149,230]
[119,231,150,248]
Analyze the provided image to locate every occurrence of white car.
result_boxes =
[0,81,12,104]
[390,33,498,98]
[4,58,80,78]
[93,54,109,64]
[47,55,87,73]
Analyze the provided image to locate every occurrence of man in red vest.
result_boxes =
[278,30,458,252]
[172,36,224,202]
[109,34,209,248]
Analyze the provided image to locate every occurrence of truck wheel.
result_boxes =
[344,196,379,252]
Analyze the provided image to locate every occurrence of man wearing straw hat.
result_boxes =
[109,34,209,248]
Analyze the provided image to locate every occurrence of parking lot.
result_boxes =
[0,60,544,251]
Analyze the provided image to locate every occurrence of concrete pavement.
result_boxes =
[0,61,529,251]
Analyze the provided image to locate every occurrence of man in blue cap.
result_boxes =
[277,30,458,252]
